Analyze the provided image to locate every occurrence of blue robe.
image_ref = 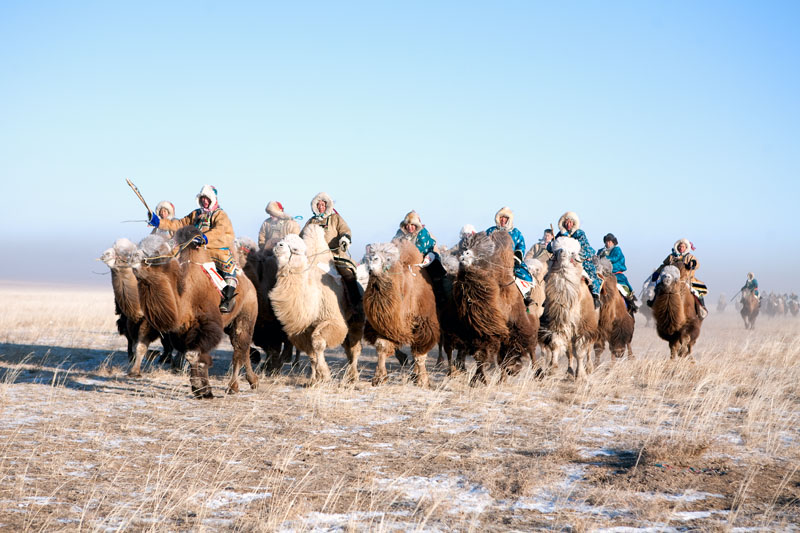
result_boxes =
[486,226,532,282]
[598,245,632,293]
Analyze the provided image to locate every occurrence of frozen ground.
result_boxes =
[0,286,798,531]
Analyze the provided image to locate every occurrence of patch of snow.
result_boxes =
[673,511,711,520]
[278,511,415,533]
[353,452,375,458]
[377,475,492,515]
[203,490,271,510]
[368,414,410,425]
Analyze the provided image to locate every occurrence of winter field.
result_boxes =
[0,283,798,532]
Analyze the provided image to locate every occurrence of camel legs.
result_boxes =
[226,329,259,394]
[342,327,362,384]
[573,337,593,380]
[308,329,332,384]
[372,339,394,386]
[411,350,430,388]
[128,322,160,378]
[186,350,214,399]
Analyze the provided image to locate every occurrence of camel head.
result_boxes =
[274,233,308,269]
[365,242,400,275]
[458,232,495,269]
[656,265,682,292]
[549,237,582,271]
[131,235,173,269]
[593,257,613,277]
[100,238,138,269]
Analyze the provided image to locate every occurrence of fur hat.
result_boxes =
[672,238,693,254]
[747,272,754,280]
[494,206,515,230]
[603,233,617,245]
[197,185,218,209]
[399,211,423,233]
[311,192,334,217]
[266,200,292,219]
[155,201,175,219]
[558,211,580,234]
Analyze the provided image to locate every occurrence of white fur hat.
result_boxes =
[747,272,754,280]
[558,211,581,234]
[266,200,292,219]
[197,185,218,208]
[672,238,692,253]
[399,210,422,231]
[311,192,334,216]
[494,206,514,230]
[155,201,175,219]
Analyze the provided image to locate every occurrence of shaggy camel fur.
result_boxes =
[538,237,599,379]
[740,289,759,330]
[362,240,439,387]
[132,227,259,398]
[593,257,634,363]
[651,265,703,359]
[100,239,177,376]
[269,226,364,384]
[237,238,295,373]
[453,231,537,385]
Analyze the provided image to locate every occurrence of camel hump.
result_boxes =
[301,225,333,263]
[175,225,203,244]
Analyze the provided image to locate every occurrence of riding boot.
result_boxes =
[696,294,708,319]
[220,285,236,313]
[337,265,362,311]
[592,293,601,310]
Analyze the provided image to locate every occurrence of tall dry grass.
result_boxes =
[0,286,798,531]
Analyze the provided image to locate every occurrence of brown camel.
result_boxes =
[362,240,440,387]
[100,239,178,376]
[651,264,702,359]
[740,289,759,330]
[452,231,537,385]
[593,258,634,363]
[538,237,599,379]
[132,227,259,398]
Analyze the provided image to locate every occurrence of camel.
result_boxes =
[452,231,537,385]
[740,289,759,330]
[716,294,728,313]
[100,239,178,376]
[651,264,702,359]
[269,226,364,384]
[789,298,800,317]
[538,237,599,379]
[236,238,295,373]
[131,227,259,398]
[362,240,439,387]
[593,257,634,363]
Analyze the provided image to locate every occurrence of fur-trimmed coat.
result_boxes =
[394,226,436,255]
[159,207,235,252]
[303,192,352,258]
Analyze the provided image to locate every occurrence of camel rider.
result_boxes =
[394,211,447,298]
[650,238,708,317]
[258,200,301,251]
[597,233,638,312]
[526,228,554,264]
[741,272,760,301]
[485,207,534,306]
[549,211,602,309]
[150,201,176,239]
[303,192,361,309]
[148,185,239,313]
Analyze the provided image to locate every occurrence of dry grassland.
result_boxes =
[0,284,798,531]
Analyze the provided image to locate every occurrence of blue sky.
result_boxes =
[2,1,798,295]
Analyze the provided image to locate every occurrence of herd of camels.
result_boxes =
[101,222,775,398]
